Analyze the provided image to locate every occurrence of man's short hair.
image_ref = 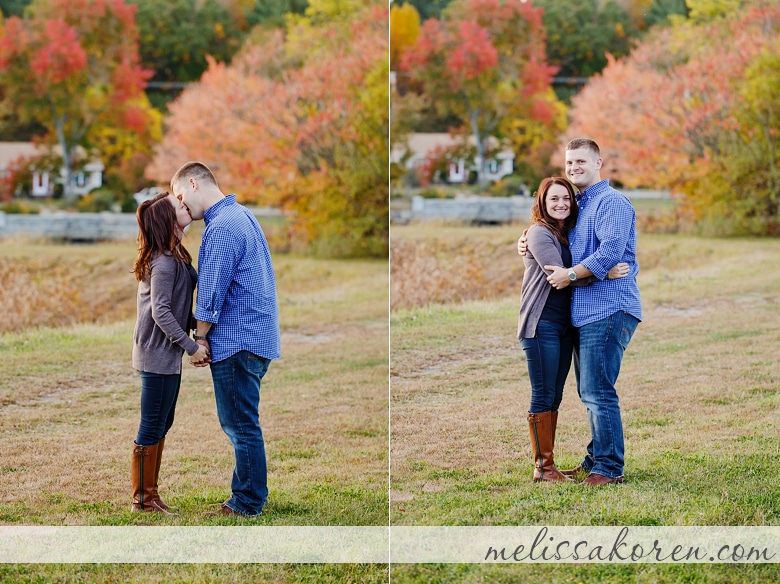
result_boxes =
[170,161,218,190]
[565,138,601,157]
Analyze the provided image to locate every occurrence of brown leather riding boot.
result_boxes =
[152,438,176,513]
[551,412,580,477]
[131,442,169,513]
[528,412,570,482]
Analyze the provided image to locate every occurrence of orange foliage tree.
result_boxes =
[147,0,387,257]
[565,1,780,234]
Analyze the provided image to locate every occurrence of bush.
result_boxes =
[75,188,119,212]
[417,187,451,199]
[489,174,529,197]
[0,200,40,214]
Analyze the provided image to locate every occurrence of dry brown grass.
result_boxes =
[390,224,525,310]
[0,253,137,333]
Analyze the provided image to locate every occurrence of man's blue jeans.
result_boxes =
[210,351,271,516]
[574,311,639,479]
[136,372,181,446]
[521,320,577,413]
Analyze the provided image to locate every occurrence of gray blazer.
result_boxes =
[132,253,200,374]
[517,224,593,339]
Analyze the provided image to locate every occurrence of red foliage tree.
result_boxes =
[0,0,153,200]
[402,0,560,185]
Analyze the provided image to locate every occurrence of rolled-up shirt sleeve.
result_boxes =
[580,196,633,280]
[195,226,240,324]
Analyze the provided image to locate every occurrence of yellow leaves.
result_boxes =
[390,3,421,69]
[214,22,225,40]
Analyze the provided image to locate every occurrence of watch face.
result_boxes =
[568,270,576,281]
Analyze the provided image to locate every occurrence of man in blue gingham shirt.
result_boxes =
[544,139,642,487]
[172,161,280,517]
[195,195,281,363]
[569,179,643,327]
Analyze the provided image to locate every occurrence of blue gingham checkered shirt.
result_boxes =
[195,195,281,362]
[570,180,643,327]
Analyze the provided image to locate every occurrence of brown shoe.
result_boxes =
[527,412,572,482]
[202,503,259,517]
[132,442,173,514]
[152,437,177,514]
[582,473,624,487]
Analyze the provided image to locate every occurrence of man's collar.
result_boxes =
[204,194,236,222]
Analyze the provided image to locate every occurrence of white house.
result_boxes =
[0,142,103,197]
[391,132,515,184]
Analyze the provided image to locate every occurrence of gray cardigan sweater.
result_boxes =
[132,253,200,374]
[517,224,592,339]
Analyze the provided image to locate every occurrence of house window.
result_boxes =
[75,172,87,187]
[488,160,500,174]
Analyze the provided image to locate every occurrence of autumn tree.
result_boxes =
[147,0,387,258]
[402,0,562,185]
[536,0,638,78]
[0,0,154,201]
[390,2,420,73]
[565,0,780,234]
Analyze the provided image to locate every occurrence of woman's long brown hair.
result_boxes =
[530,177,578,245]
[133,191,192,282]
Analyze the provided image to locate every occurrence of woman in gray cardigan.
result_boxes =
[518,177,627,482]
[131,191,209,513]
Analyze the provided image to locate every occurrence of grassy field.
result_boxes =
[389,222,780,581]
[0,230,388,582]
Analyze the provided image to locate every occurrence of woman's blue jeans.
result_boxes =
[573,311,639,479]
[521,320,577,413]
[210,350,271,516]
[136,371,181,446]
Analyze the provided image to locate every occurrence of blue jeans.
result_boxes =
[574,311,639,479]
[136,372,181,446]
[210,350,271,516]
[522,320,577,413]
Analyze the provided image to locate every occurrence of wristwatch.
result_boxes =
[193,334,208,341]
[568,268,577,282]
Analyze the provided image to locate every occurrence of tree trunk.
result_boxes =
[467,107,487,187]
[55,116,75,202]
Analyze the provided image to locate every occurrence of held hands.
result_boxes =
[543,265,571,290]
[190,340,211,367]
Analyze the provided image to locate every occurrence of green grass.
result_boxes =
[391,230,780,527]
[389,564,780,583]
[0,564,389,583]
[0,238,388,528]
[389,228,780,581]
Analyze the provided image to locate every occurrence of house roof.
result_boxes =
[391,133,514,163]
[0,142,105,171]
[0,142,40,170]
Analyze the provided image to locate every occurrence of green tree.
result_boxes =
[644,0,689,28]
[394,0,453,21]
[537,0,638,79]
[243,0,308,29]
[130,0,240,109]
[0,0,30,18]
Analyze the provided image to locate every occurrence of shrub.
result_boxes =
[489,174,529,197]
